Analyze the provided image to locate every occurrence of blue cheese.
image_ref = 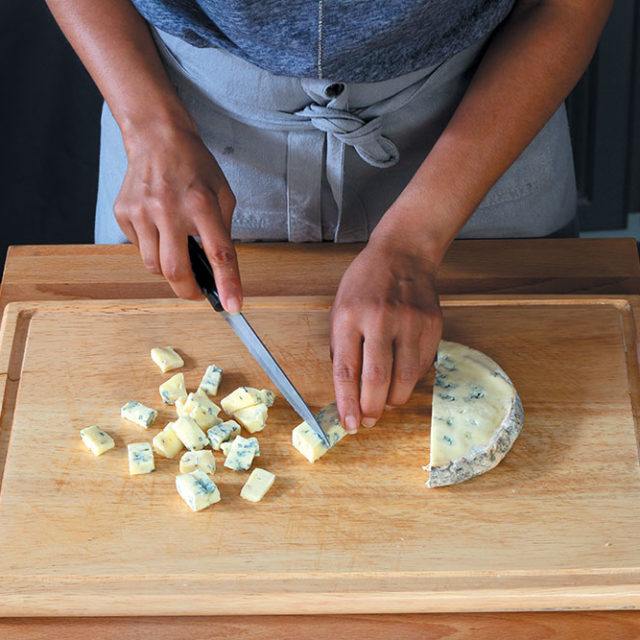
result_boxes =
[176,469,221,511]
[427,340,524,488]
[176,390,222,430]
[179,450,216,474]
[198,364,223,396]
[223,435,260,471]
[121,400,157,428]
[240,468,275,502]
[80,426,115,456]
[152,422,184,459]
[128,442,155,475]
[150,346,184,373]
[171,416,209,451]
[291,402,347,463]
[220,387,275,415]
[159,372,187,405]
[233,402,268,433]
[207,420,241,450]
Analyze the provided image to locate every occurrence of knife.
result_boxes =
[187,236,331,448]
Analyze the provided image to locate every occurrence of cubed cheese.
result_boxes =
[128,442,155,475]
[152,422,184,459]
[179,450,216,474]
[176,390,222,430]
[159,372,187,405]
[121,400,157,428]
[198,364,223,396]
[233,402,268,433]
[150,346,184,373]
[291,402,347,463]
[171,416,209,451]
[176,469,221,511]
[80,426,115,456]
[207,420,241,450]
[220,387,275,415]
[240,468,275,502]
[224,435,260,471]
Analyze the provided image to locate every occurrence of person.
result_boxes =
[46,0,612,433]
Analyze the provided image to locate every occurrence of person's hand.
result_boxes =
[115,120,242,311]
[330,236,442,432]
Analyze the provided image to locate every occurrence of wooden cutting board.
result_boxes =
[0,295,639,616]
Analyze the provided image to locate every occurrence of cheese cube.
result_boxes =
[128,442,155,475]
[240,468,275,502]
[198,364,223,396]
[159,372,187,405]
[171,416,209,451]
[176,470,221,511]
[291,402,347,463]
[121,400,158,428]
[176,390,222,430]
[150,346,184,373]
[207,420,241,450]
[152,422,184,459]
[179,450,216,474]
[233,402,268,433]
[220,441,233,456]
[80,426,115,456]
[224,435,260,471]
[220,387,275,415]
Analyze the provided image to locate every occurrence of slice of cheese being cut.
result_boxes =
[427,340,524,488]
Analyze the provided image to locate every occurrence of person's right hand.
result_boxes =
[115,120,242,311]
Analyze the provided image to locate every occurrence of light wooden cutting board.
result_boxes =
[0,295,639,616]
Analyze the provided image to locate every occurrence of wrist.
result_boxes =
[368,204,449,271]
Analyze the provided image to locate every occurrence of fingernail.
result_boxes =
[345,415,358,432]
[361,417,377,428]
[226,297,241,314]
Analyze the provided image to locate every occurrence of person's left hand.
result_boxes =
[330,236,443,432]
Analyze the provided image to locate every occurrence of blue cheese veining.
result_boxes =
[427,340,524,488]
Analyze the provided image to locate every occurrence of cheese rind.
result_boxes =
[159,373,187,405]
[179,450,216,474]
[80,426,115,456]
[171,416,209,451]
[207,420,241,450]
[150,346,184,373]
[128,442,155,475]
[176,469,221,511]
[198,364,223,396]
[152,422,184,459]
[427,340,524,488]
[291,402,347,463]
[121,400,157,428]
[223,435,260,471]
[241,468,275,502]
[233,402,268,433]
[220,387,275,415]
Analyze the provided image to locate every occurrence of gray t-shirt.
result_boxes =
[131,0,515,82]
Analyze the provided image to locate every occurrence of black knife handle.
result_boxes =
[187,236,224,312]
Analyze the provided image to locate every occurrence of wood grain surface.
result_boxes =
[2,239,640,311]
[1,295,639,616]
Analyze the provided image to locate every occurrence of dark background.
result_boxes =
[1,1,639,273]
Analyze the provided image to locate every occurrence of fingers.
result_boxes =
[197,213,242,313]
[331,328,363,433]
[387,312,441,407]
[158,223,203,300]
[359,336,393,427]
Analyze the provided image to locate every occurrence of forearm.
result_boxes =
[45,0,195,144]
[372,0,613,264]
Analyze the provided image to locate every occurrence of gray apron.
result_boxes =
[95,27,576,244]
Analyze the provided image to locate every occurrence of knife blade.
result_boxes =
[187,236,330,448]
